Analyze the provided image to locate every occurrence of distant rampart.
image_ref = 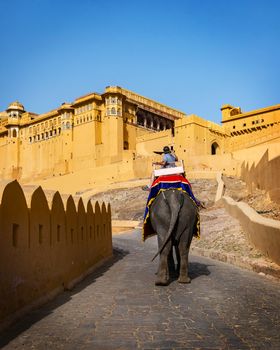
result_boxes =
[237,143,280,204]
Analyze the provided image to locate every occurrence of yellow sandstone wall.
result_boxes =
[136,129,173,156]
[0,180,112,327]
[237,142,280,203]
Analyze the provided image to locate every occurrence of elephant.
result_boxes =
[150,189,198,286]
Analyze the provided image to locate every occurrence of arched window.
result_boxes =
[111,107,116,115]
[137,113,144,126]
[12,129,17,137]
[146,118,152,129]
[211,142,219,155]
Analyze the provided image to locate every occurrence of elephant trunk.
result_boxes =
[151,191,182,262]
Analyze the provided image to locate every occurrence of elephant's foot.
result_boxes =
[155,277,169,286]
[155,272,169,286]
[178,275,191,284]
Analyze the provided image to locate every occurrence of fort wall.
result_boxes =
[0,180,112,328]
[238,142,280,204]
[136,129,173,156]
[0,86,280,203]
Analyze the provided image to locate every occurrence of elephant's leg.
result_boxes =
[155,240,172,286]
[175,245,180,273]
[167,246,176,274]
[178,241,191,284]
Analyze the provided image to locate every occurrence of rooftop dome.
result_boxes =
[7,101,25,112]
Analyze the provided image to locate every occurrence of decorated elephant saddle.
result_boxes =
[143,174,200,241]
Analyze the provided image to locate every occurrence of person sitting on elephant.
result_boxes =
[153,146,178,168]
[142,146,178,191]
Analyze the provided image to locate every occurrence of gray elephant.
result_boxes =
[150,189,199,286]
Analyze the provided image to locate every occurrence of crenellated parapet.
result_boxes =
[0,180,112,328]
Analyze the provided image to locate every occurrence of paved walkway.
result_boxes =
[1,231,280,349]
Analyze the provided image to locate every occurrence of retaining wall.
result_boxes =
[0,180,112,328]
[222,196,280,265]
[215,173,280,266]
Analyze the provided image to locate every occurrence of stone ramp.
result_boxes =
[1,230,280,349]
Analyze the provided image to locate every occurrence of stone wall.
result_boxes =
[239,143,280,204]
[0,180,112,328]
[215,172,280,266]
[222,196,280,265]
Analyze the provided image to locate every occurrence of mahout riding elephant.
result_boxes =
[150,189,198,286]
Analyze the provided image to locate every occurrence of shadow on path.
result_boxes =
[189,261,213,280]
[0,247,129,347]
[167,261,212,285]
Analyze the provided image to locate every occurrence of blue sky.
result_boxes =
[0,0,279,123]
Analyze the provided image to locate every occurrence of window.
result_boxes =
[111,107,116,115]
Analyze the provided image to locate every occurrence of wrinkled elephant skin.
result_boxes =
[150,189,198,286]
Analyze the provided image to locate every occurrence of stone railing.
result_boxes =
[0,180,112,329]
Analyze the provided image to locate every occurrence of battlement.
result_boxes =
[0,180,112,327]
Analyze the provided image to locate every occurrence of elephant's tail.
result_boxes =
[151,191,182,262]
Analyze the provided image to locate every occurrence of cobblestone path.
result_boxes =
[1,230,280,350]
